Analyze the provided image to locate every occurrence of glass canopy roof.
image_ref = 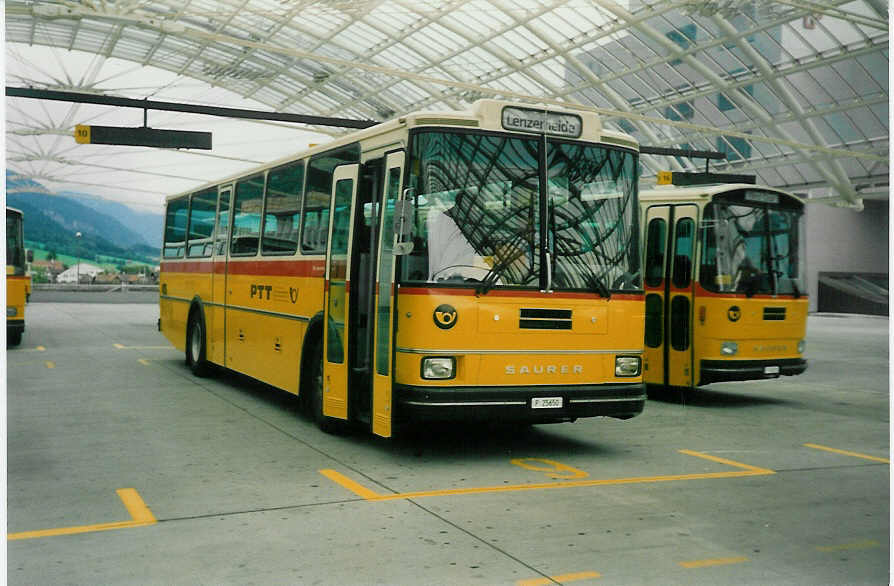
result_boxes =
[5,0,889,211]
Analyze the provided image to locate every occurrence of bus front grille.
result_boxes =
[763,307,786,321]
[520,308,572,330]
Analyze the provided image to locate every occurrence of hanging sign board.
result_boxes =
[501,106,582,138]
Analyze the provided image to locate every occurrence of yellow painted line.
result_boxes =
[321,450,774,502]
[816,539,880,552]
[7,488,156,541]
[114,344,173,350]
[45,361,55,369]
[138,358,151,366]
[517,570,601,586]
[319,469,384,500]
[804,443,890,463]
[36,345,46,351]
[679,556,748,569]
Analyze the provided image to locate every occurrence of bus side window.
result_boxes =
[300,145,360,254]
[263,160,304,255]
[644,217,666,287]
[231,174,265,256]
[187,188,217,258]
[672,218,694,288]
[163,196,189,258]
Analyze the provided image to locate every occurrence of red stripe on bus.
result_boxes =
[398,287,643,300]
[693,283,806,299]
[161,259,326,277]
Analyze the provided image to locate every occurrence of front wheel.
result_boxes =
[186,313,211,377]
[7,329,22,347]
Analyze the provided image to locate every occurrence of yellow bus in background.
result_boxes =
[640,179,807,389]
[7,207,31,346]
[159,100,645,437]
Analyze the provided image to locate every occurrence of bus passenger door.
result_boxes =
[210,185,232,366]
[665,206,697,387]
[643,204,697,387]
[321,165,359,421]
[643,206,669,386]
[370,151,405,437]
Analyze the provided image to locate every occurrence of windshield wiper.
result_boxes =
[587,273,611,299]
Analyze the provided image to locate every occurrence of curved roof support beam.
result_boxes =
[590,0,861,208]
[710,14,861,208]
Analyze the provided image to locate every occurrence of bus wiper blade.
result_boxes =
[475,260,507,295]
[588,274,611,299]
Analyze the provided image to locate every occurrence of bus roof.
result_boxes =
[639,183,804,204]
[166,99,638,203]
[7,206,24,216]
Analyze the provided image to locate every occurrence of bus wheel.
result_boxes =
[186,313,211,377]
[7,330,22,347]
[309,343,340,433]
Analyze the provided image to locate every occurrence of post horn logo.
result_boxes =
[433,304,458,330]
[727,305,742,322]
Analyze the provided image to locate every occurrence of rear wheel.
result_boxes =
[186,312,211,377]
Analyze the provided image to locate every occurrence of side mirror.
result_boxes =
[26,249,34,262]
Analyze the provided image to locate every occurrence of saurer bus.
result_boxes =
[159,100,645,437]
[639,174,807,389]
[7,207,31,346]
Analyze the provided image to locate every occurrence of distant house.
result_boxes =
[56,262,104,283]
[32,259,64,280]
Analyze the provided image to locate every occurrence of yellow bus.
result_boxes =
[640,179,807,389]
[7,207,31,346]
[159,100,645,437]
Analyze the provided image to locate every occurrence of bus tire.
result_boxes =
[7,330,22,347]
[308,342,340,433]
[186,311,211,377]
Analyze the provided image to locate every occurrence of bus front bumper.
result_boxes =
[700,358,807,385]
[394,383,645,422]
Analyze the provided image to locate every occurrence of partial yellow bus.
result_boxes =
[159,100,646,437]
[640,181,807,388]
[7,207,31,346]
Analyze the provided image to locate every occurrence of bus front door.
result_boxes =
[370,151,405,437]
[644,204,698,388]
[210,185,232,366]
[322,165,360,421]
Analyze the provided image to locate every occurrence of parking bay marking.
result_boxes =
[8,488,156,541]
[320,450,775,501]
[679,556,749,569]
[804,443,890,464]
[113,343,173,350]
[517,570,601,586]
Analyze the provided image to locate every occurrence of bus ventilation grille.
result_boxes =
[763,307,786,321]
[520,308,572,330]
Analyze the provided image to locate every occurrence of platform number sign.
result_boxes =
[74,125,91,144]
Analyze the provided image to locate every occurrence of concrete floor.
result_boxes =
[6,300,889,585]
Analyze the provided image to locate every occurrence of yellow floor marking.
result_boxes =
[804,443,890,463]
[517,570,601,586]
[138,358,151,366]
[36,345,46,351]
[816,539,880,552]
[321,450,774,502]
[7,488,156,541]
[44,361,55,369]
[679,556,748,569]
[114,344,172,350]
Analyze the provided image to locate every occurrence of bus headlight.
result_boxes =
[7,306,17,317]
[615,356,641,377]
[422,357,455,380]
[721,341,738,356]
[797,340,806,354]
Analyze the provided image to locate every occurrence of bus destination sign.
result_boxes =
[501,106,582,138]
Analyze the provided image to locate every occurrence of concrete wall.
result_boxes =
[805,198,889,312]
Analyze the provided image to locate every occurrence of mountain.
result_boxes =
[6,171,160,264]
[59,190,163,249]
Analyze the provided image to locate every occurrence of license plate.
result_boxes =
[764,365,780,375]
[532,397,563,409]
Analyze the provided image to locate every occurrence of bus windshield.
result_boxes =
[700,191,806,296]
[402,130,640,293]
[6,209,26,275]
